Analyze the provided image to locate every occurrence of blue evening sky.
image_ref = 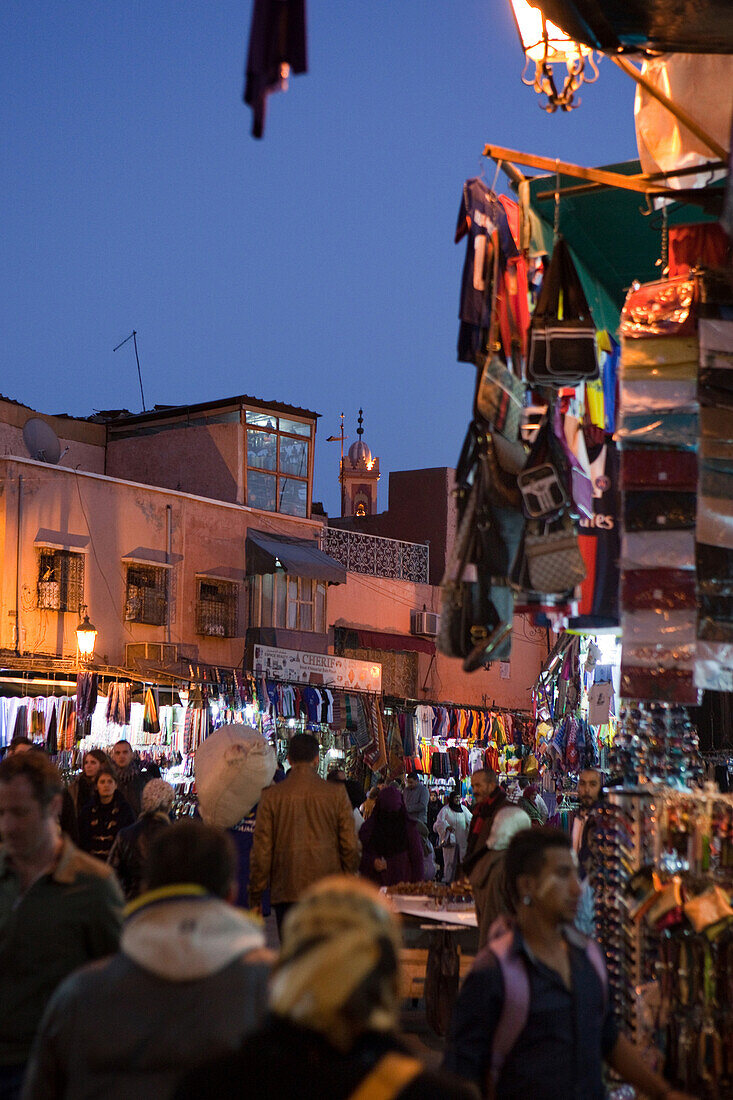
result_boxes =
[2,1,637,515]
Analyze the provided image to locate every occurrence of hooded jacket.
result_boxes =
[21,886,270,1100]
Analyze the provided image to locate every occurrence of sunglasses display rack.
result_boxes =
[591,781,733,1098]
[611,702,703,788]
[589,790,654,1033]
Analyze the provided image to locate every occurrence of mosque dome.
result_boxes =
[348,439,372,466]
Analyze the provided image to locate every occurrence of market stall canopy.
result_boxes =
[245,529,347,584]
[521,159,722,330]
[529,0,733,55]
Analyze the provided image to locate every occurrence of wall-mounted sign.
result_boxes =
[253,644,382,694]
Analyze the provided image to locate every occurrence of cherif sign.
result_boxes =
[253,644,382,694]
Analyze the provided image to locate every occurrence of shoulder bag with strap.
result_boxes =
[347,1052,423,1100]
[474,925,608,1099]
[528,236,598,387]
[475,231,525,443]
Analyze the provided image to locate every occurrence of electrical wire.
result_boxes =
[73,469,135,639]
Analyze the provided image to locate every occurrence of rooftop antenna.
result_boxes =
[113,329,147,411]
[326,412,348,516]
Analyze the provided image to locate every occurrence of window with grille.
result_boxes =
[248,573,326,633]
[196,578,238,637]
[125,564,169,626]
[37,549,85,612]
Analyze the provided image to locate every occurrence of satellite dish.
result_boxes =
[22,418,62,464]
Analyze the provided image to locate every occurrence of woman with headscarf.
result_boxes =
[174,877,477,1099]
[358,786,425,886]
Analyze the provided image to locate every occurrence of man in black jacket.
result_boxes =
[445,828,693,1100]
[110,740,147,816]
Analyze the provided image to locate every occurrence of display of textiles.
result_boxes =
[106,682,132,726]
[76,673,98,723]
[142,688,160,736]
[618,272,733,705]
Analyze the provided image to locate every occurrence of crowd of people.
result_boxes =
[0,732,695,1100]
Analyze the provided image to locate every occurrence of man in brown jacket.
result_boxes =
[248,733,360,935]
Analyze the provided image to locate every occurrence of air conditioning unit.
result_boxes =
[126,642,180,667]
[410,610,440,637]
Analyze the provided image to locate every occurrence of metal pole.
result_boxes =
[166,504,172,644]
[132,331,147,411]
[15,475,22,656]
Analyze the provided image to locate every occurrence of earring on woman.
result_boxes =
[522,895,532,907]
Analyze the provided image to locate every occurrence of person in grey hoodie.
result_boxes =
[21,819,271,1100]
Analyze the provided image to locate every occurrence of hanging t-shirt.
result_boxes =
[415,705,433,742]
[455,179,519,328]
[497,194,531,363]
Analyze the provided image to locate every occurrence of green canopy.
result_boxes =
[524,160,721,333]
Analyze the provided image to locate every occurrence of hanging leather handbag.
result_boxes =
[476,355,525,443]
[480,429,523,512]
[524,513,587,595]
[437,482,478,660]
[528,237,598,386]
[438,427,481,660]
[516,412,571,519]
[475,240,526,442]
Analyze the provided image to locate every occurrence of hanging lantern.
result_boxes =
[509,0,599,112]
[76,611,98,661]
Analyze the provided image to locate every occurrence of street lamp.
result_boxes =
[76,607,98,663]
[509,0,599,112]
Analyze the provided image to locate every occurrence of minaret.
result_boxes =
[341,409,380,517]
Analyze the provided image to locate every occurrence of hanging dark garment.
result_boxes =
[12,705,27,741]
[106,682,132,726]
[76,672,98,722]
[45,707,58,756]
[243,0,307,139]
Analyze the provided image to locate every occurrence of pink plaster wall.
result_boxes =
[0,458,320,668]
[328,572,546,711]
[106,423,243,503]
[0,398,106,473]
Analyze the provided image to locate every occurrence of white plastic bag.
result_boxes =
[195,724,276,828]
